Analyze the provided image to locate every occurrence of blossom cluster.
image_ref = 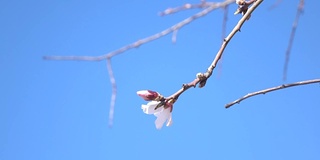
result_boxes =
[137,90,174,129]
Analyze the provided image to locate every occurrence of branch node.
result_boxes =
[182,84,188,89]
[199,80,207,88]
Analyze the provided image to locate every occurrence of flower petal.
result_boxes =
[166,114,173,127]
[141,101,162,114]
[154,108,171,129]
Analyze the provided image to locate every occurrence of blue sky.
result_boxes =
[1,0,320,160]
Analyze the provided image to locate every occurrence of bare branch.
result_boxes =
[43,0,235,62]
[283,0,304,81]
[221,5,229,41]
[165,0,263,101]
[106,59,117,127]
[172,30,178,43]
[217,5,229,78]
[159,0,235,16]
[225,78,320,108]
[204,0,262,81]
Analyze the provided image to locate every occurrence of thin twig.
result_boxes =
[159,0,235,16]
[283,0,304,81]
[172,30,178,43]
[205,0,261,80]
[225,78,320,108]
[221,5,229,42]
[166,0,263,101]
[43,1,234,61]
[106,58,117,127]
[217,5,229,78]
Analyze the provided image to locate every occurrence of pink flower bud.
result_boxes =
[137,90,159,101]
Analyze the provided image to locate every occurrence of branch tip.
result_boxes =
[226,79,320,108]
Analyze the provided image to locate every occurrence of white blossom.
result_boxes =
[141,101,173,129]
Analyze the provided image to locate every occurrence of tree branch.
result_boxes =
[221,5,229,42]
[43,0,235,62]
[159,0,235,16]
[225,78,320,108]
[106,58,117,128]
[43,0,236,127]
[283,0,304,81]
[217,5,229,78]
[204,0,260,81]
[165,0,263,101]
